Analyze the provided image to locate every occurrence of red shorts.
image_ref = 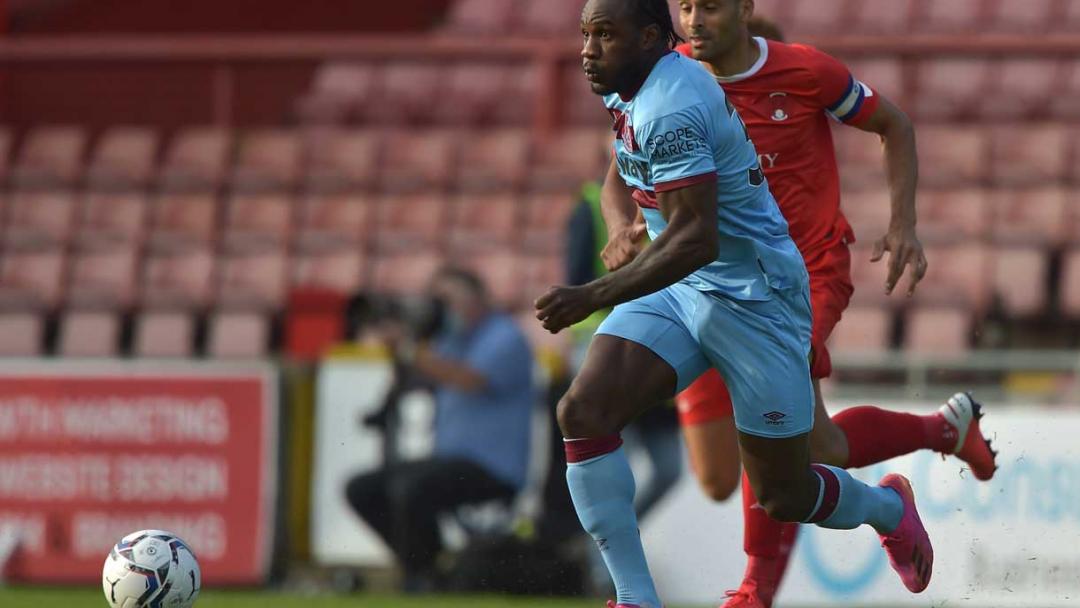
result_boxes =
[675,240,854,427]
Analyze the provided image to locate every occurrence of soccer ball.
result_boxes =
[102,530,201,608]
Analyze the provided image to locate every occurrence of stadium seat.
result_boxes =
[296,191,372,249]
[1059,249,1080,317]
[915,126,989,187]
[207,310,269,358]
[440,0,518,34]
[133,310,194,358]
[492,64,541,126]
[379,129,456,193]
[435,64,511,125]
[915,0,985,32]
[918,188,989,244]
[980,60,1062,121]
[1051,60,1080,120]
[827,306,893,354]
[303,128,380,191]
[149,191,219,250]
[58,309,120,358]
[1067,0,1080,33]
[522,253,563,303]
[852,0,915,33]
[0,127,12,185]
[840,188,891,243]
[562,64,613,126]
[988,124,1069,187]
[0,311,44,356]
[158,127,231,190]
[217,249,288,309]
[231,130,302,190]
[991,246,1048,317]
[141,247,216,308]
[528,129,607,193]
[67,246,138,308]
[77,191,148,248]
[85,126,158,189]
[988,0,1056,32]
[371,63,443,125]
[456,128,530,193]
[4,189,76,248]
[375,193,448,252]
[458,252,523,308]
[285,288,347,360]
[910,243,990,309]
[785,0,850,35]
[296,63,378,124]
[517,0,581,33]
[846,244,891,307]
[448,194,519,254]
[832,127,886,190]
[912,59,991,121]
[846,58,904,105]
[11,126,87,187]
[371,252,442,295]
[522,193,576,254]
[0,248,65,309]
[989,188,1067,245]
[904,306,970,356]
[292,248,367,293]
[223,192,294,251]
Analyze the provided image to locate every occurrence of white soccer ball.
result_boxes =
[102,530,201,608]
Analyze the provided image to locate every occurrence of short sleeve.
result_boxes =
[639,105,717,193]
[803,45,880,126]
[465,319,533,397]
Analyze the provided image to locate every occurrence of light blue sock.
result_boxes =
[807,464,904,534]
[567,446,661,608]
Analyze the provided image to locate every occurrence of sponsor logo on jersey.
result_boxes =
[758,152,779,169]
[769,92,789,121]
[763,410,787,425]
[647,127,704,160]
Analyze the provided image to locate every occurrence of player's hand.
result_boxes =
[871,226,928,297]
[534,285,599,334]
[601,221,647,272]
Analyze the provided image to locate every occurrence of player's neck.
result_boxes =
[619,50,669,101]
[706,35,760,79]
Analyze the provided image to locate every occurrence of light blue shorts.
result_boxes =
[596,282,814,438]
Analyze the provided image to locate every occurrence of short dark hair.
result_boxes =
[435,266,488,299]
[628,0,685,49]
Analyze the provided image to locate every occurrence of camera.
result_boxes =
[345,291,447,342]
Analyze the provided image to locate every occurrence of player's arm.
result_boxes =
[852,95,927,296]
[600,154,647,271]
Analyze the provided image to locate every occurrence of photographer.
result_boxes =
[344,266,535,593]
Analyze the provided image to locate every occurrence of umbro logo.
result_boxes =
[763,411,787,425]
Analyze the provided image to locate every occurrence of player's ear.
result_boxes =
[640,22,661,51]
[741,0,755,22]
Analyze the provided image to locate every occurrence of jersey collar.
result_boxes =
[714,37,768,84]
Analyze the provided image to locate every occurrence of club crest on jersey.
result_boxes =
[609,108,639,152]
[769,92,789,122]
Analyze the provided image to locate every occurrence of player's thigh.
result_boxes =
[682,415,741,502]
[807,242,854,379]
[738,429,818,521]
[808,377,849,466]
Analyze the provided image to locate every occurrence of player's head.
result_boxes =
[580,0,684,96]
[429,266,489,333]
[677,0,755,63]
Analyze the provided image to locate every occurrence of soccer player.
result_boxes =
[612,2,998,606]
[536,1,933,606]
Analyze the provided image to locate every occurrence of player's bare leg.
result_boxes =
[558,335,679,608]
[683,417,741,501]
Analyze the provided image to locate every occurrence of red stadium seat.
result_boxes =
[492,64,541,126]
[440,0,518,35]
[839,188,891,243]
[909,243,990,310]
[522,253,564,304]
[989,124,1069,187]
[296,191,372,250]
[0,312,44,356]
[379,129,456,193]
[4,190,76,248]
[285,288,348,360]
[159,127,231,190]
[1059,248,1080,317]
[988,0,1056,32]
[134,310,194,358]
[435,64,511,125]
[918,189,989,245]
[904,306,970,356]
[375,193,448,252]
[223,192,294,251]
[141,247,216,308]
[11,126,86,187]
[517,0,581,33]
[1067,0,1080,32]
[207,310,269,358]
[456,128,530,193]
[448,194,520,254]
[1050,60,1080,120]
[67,246,138,308]
[78,191,147,248]
[58,310,120,358]
[915,126,989,187]
[991,246,1048,317]
[912,59,992,121]
[371,63,443,125]
[832,127,885,190]
[303,128,380,191]
[371,252,442,295]
[296,63,378,124]
[528,129,608,193]
[86,126,158,189]
[231,130,302,190]
[915,0,986,32]
[785,0,850,35]
[0,127,12,185]
[989,188,1067,245]
[0,248,65,309]
[523,192,576,254]
[457,252,524,308]
[847,58,904,105]
[292,248,367,293]
[979,60,1062,121]
[828,306,893,354]
[217,249,288,309]
[149,192,219,250]
[847,244,891,307]
[851,0,915,33]
[562,64,612,127]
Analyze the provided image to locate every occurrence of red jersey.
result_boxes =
[676,38,879,256]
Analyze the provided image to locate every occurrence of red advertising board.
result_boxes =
[0,362,277,584]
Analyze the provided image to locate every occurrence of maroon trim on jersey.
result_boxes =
[631,188,659,209]
[564,434,624,463]
[654,172,716,193]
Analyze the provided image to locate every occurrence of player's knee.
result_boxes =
[556,387,622,438]
[756,488,808,523]
[696,466,740,502]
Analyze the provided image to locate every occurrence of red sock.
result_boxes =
[832,405,956,469]
[741,471,798,602]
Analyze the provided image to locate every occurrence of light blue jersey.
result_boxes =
[605,52,807,301]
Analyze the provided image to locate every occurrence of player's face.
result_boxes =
[678,0,749,62]
[580,0,648,96]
